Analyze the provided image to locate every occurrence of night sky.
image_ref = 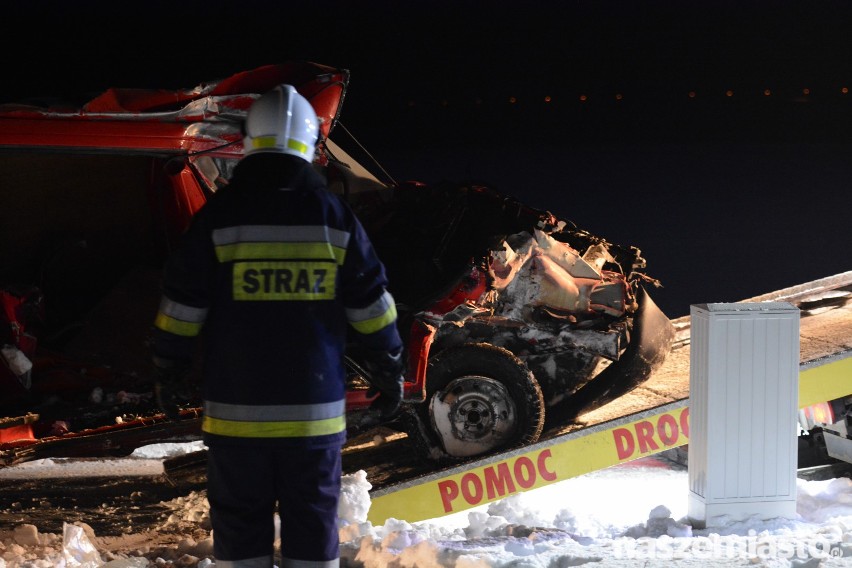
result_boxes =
[4,1,852,318]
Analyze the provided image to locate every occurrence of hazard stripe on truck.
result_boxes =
[799,349,852,409]
[367,350,852,525]
[368,401,690,524]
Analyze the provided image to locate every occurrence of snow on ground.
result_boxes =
[1,443,851,567]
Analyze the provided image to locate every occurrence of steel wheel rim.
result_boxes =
[429,375,519,457]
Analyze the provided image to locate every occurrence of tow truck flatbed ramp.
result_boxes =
[353,271,852,525]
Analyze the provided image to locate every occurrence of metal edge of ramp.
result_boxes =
[739,271,852,305]
[667,270,852,338]
[367,341,852,526]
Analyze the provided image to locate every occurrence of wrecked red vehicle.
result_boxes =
[0,62,674,464]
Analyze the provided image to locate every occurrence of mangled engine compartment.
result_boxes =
[358,180,675,434]
[437,229,636,401]
[429,229,672,430]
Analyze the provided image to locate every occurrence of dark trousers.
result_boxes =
[207,444,342,565]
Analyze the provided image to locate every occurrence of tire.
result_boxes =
[415,342,545,460]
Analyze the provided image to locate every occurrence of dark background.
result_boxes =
[3,0,852,318]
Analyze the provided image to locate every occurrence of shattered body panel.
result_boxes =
[389,220,672,430]
[0,62,674,464]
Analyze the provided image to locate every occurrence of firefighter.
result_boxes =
[150,84,404,568]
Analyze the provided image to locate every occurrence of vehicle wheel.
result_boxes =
[415,342,544,460]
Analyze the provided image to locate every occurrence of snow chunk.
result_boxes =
[339,469,372,525]
[12,525,39,547]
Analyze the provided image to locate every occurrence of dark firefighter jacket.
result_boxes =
[151,153,403,449]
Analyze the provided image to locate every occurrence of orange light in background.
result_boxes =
[579,94,588,102]
[508,96,517,104]
[688,91,697,98]
[544,95,552,103]
[843,87,849,94]
[615,93,623,100]
[803,88,810,95]
[764,89,771,96]
[726,90,734,97]
[803,402,835,427]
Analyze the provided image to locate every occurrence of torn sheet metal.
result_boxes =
[489,230,630,321]
[425,229,638,408]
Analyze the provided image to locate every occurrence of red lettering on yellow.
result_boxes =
[461,473,483,505]
[514,457,536,488]
[657,414,679,446]
[635,421,660,453]
[439,479,459,513]
[435,449,560,513]
[484,463,516,499]
[613,427,635,460]
[611,407,690,461]
[537,449,557,481]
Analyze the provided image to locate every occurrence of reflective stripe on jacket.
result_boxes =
[202,399,346,439]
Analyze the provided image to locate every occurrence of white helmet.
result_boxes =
[243,84,319,162]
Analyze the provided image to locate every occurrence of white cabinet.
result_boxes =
[688,302,800,528]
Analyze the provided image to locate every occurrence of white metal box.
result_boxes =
[687,302,800,527]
